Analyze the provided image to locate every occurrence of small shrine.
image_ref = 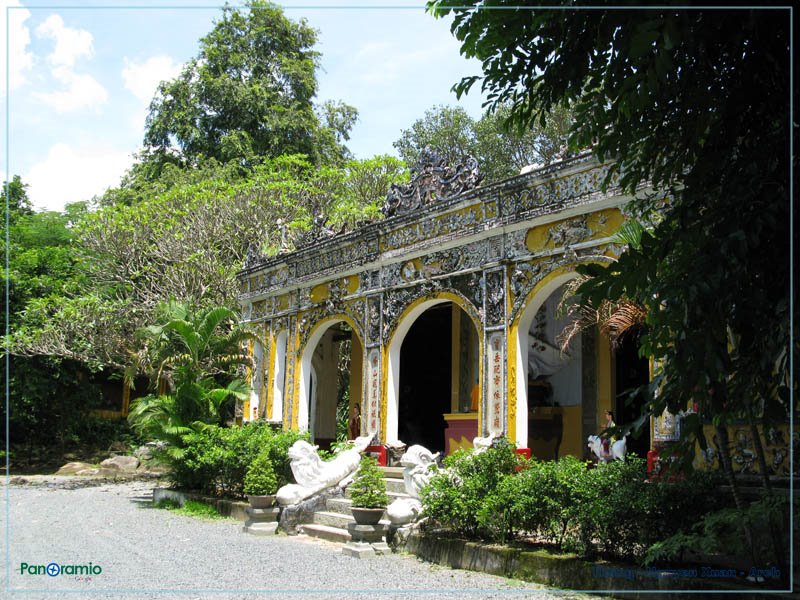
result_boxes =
[237,149,652,461]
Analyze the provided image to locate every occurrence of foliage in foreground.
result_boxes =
[349,456,389,509]
[170,422,308,498]
[421,445,728,564]
[428,2,793,481]
[243,451,279,496]
[127,302,253,448]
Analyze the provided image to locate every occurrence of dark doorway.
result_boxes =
[614,331,651,458]
[398,304,452,453]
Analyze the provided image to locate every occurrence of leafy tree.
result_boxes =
[13,155,405,370]
[143,1,356,172]
[1,180,104,452]
[429,4,792,475]
[394,103,572,182]
[431,4,792,573]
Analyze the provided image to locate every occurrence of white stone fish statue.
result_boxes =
[386,445,439,526]
[276,435,372,506]
[587,434,627,463]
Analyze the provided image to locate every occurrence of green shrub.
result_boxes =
[243,452,278,496]
[421,439,521,538]
[170,422,308,497]
[349,456,388,508]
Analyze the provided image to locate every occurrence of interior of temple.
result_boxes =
[396,302,480,454]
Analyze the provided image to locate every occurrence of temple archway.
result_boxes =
[514,273,587,459]
[298,317,363,449]
[270,329,288,423]
[386,296,481,453]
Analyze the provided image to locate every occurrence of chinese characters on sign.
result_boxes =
[487,333,504,436]
[366,349,381,435]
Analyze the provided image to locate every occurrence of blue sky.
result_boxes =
[2,0,488,211]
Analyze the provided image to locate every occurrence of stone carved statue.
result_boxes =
[587,434,627,462]
[472,433,499,454]
[382,146,483,217]
[276,435,372,506]
[386,445,439,526]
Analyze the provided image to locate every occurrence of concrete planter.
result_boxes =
[351,507,384,525]
[247,494,276,509]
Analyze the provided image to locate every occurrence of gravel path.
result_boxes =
[2,479,601,600]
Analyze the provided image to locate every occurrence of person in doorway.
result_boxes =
[348,403,361,440]
[601,410,616,457]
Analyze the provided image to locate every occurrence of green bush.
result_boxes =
[349,456,388,508]
[243,452,278,496]
[421,439,521,537]
[170,422,308,497]
[564,457,650,558]
[419,448,723,564]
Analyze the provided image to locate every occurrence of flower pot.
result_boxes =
[351,506,385,526]
[247,494,276,509]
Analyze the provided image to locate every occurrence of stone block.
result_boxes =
[245,506,280,521]
[347,522,385,544]
[100,455,140,472]
[242,521,279,536]
[372,542,391,555]
[341,542,376,559]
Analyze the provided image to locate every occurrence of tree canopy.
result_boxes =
[429,2,793,454]
[12,155,405,370]
[394,103,572,183]
[142,1,357,173]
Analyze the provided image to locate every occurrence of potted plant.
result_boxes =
[349,455,388,525]
[243,452,278,508]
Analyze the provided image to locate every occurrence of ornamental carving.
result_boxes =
[366,295,382,345]
[447,273,483,320]
[547,216,593,248]
[483,269,506,326]
[382,146,483,217]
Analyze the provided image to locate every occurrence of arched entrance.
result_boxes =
[298,318,363,449]
[514,274,588,459]
[387,298,480,453]
[613,328,650,457]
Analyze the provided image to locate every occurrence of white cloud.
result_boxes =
[1,0,34,92]
[36,14,93,67]
[122,54,181,102]
[32,14,107,113]
[34,66,108,112]
[25,143,132,211]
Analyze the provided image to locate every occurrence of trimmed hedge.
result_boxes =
[171,422,308,498]
[421,445,719,563]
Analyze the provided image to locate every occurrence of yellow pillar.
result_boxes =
[451,304,461,412]
[350,336,363,411]
[596,328,614,425]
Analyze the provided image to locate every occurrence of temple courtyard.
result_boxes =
[2,478,599,600]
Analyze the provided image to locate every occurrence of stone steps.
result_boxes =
[299,472,409,547]
[343,478,406,495]
[299,523,351,544]
[379,466,405,479]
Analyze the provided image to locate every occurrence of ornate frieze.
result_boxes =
[294,237,377,279]
[547,216,593,248]
[382,147,483,217]
[448,273,483,321]
[483,269,506,327]
[366,295,382,346]
[508,248,605,323]
[499,163,617,217]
